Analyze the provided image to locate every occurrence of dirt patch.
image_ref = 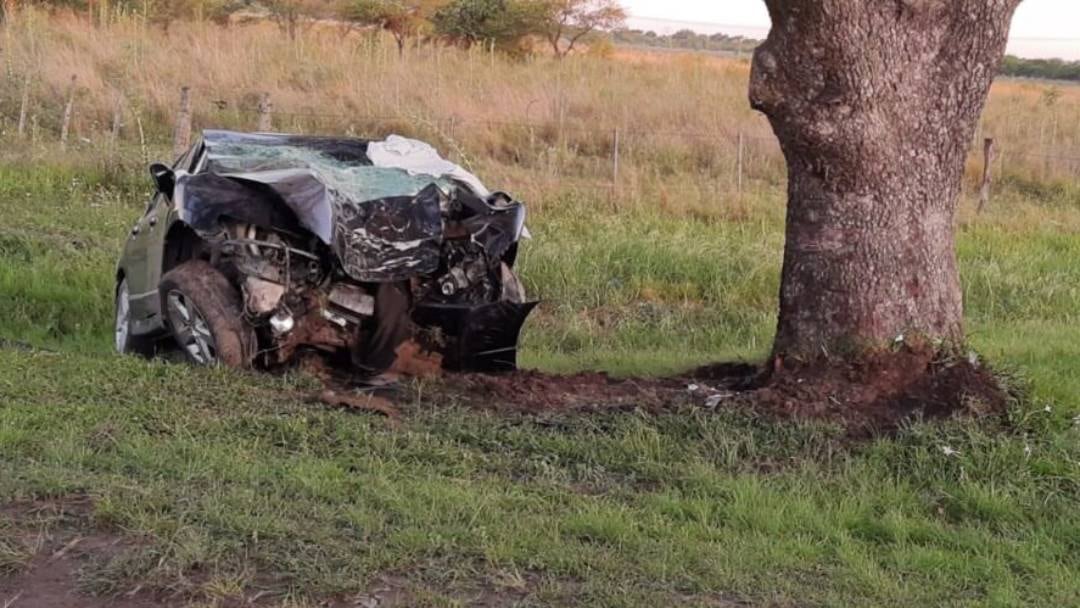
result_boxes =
[322,571,540,608]
[413,346,1008,436]
[742,346,1009,435]
[688,362,761,390]
[0,496,171,608]
[322,568,750,608]
[451,370,691,413]
[0,495,95,523]
[300,337,1007,436]
[0,535,162,608]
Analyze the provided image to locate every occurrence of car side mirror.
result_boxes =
[149,163,176,198]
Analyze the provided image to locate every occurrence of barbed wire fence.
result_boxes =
[4,84,1079,206]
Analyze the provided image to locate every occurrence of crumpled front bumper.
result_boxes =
[412,301,538,373]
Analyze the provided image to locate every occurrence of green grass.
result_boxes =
[1,158,1078,606]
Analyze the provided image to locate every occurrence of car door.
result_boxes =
[125,144,202,332]
[122,191,168,333]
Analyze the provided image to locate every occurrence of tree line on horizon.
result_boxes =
[1,0,627,58]
[613,28,757,56]
[618,26,1080,83]
[1000,55,1080,83]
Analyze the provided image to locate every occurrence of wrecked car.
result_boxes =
[114,130,535,376]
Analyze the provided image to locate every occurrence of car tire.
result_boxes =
[115,277,156,357]
[158,260,256,368]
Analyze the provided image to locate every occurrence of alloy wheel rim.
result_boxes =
[166,290,217,364]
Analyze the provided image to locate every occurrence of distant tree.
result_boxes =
[611,26,759,55]
[265,0,303,38]
[265,0,335,39]
[345,0,445,56]
[539,0,625,59]
[145,0,186,30]
[433,0,546,52]
[584,31,613,58]
[141,0,245,31]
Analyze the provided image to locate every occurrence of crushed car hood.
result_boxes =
[174,130,526,283]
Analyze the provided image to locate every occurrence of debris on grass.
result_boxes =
[388,340,444,379]
[318,389,401,420]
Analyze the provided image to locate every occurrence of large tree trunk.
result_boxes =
[750,0,1021,362]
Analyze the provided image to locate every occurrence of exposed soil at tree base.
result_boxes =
[431,346,1010,436]
[747,347,1009,436]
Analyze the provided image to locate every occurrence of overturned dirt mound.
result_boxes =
[454,370,689,413]
[447,362,762,414]
[434,347,1009,435]
[743,348,1010,434]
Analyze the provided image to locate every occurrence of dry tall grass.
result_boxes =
[2,7,1078,200]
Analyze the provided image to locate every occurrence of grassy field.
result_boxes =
[1,8,1080,608]
[1,151,1078,606]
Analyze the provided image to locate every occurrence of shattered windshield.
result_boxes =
[205,141,458,204]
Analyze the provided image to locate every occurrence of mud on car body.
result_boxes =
[115,130,535,374]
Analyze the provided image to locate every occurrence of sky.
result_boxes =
[623,0,1080,61]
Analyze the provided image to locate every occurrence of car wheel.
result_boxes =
[158,260,256,368]
[115,277,156,357]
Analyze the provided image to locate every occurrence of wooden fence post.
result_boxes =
[977,137,995,214]
[59,75,76,151]
[110,93,124,146]
[736,132,745,195]
[612,127,620,186]
[136,114,148,164]
[173,86,192,159]
[256,92,273,131]
[448,116,458,143]
[17,73,30,140]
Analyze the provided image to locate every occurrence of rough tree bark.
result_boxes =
[750,0,1021,362]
